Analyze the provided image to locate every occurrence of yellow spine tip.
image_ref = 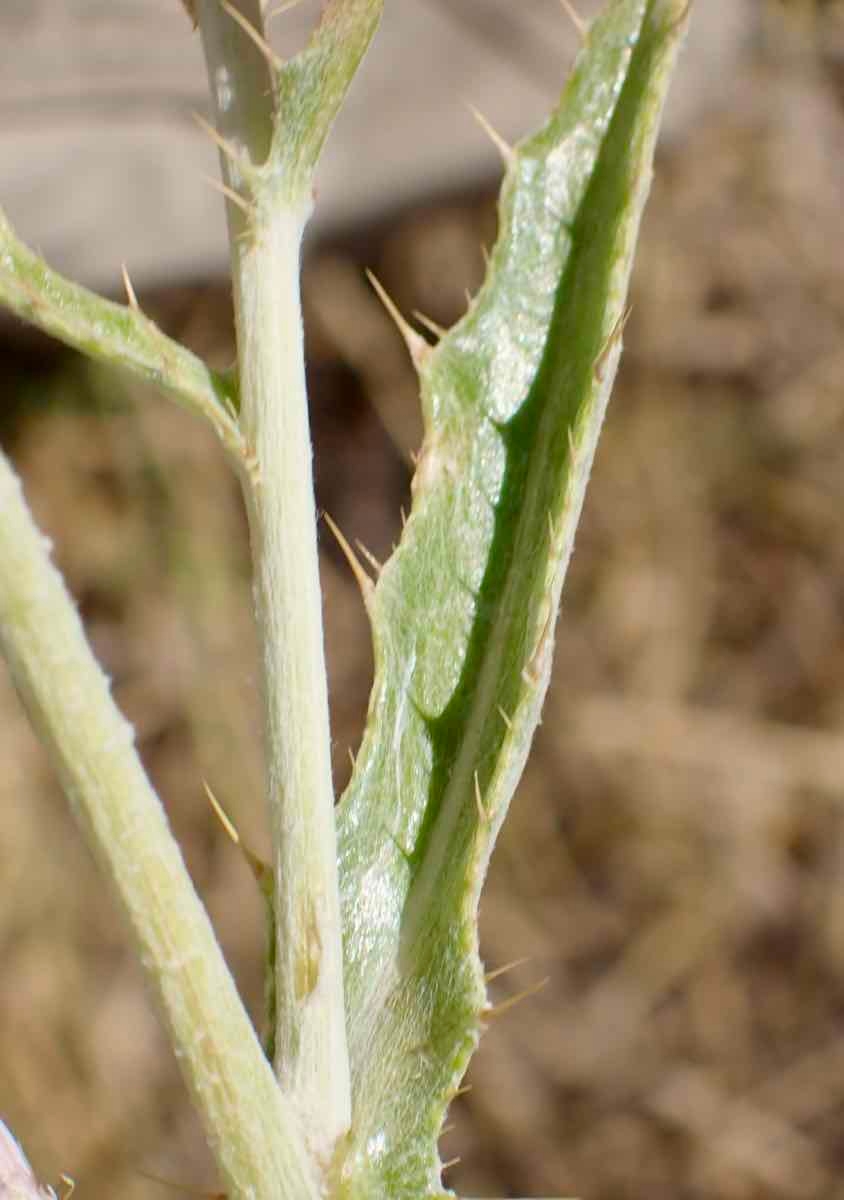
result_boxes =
[323,511,376,613]
[560,0,590,43]
[219,0,284,72]
[120,263,139,312]
[466,103,516,169]
[192,111,244,170]
[412,309,448,340]
[484,955,531,984]
[483,976,550,1021]
[355,539,383,577]
[365,270,430,370]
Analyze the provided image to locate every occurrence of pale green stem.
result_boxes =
[196,0,351,1162]
[236,203,351,1160]
[0,451,319,1200]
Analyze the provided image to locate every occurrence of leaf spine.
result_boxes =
[355,539,383,577]
[473,770,489,825]
[365,270,430,370]
[120,263,139,312]
[203,780,269,886]
[483,976,549,1022]
[220,0,284,72]
[412,309,448,340]
[267,0,307,19]
[466,103,516,169]
[323,511,376,614]
[594,304,632,382]
[485,956,531,984]
[497,704,513,731]
[201,173,255,220]
[560,0,590,43]
[193,111,249,174]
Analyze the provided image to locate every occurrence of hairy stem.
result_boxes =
[238,203,351,1159]
[0,450,318,1200]
[197,0,351,1162]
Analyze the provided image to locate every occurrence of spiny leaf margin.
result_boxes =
[0,208,242,458]
[335,1,690,1196]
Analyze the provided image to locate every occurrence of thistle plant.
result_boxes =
[0,2,689,1197]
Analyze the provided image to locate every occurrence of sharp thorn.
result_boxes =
[412,309,448,339]
[485,955,531,984]
[466,103,515,168]
[454,1083,472,1098]
[465,288,473,310]
[323,511,376,611]
[220,0,284,71]
[441,1157,461,1173]
[474,770,488,824]
[594,304,633,382]
[193,111,244,168]
[355,539,383,576]
[348,746,356,769]
[201,173,254,218]
[365,270,430,369]
[483,976,549,1021]
[481,243,491,269]
[203,780,268,884]
[120,263,139,312]
[267,0,306,19]
[400,505,408,530]
[441,1123,456,1136]
[204,779,239,844]
[497,704,513,731]
[560,0,590,42]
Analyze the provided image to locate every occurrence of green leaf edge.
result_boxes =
[0,209,243,458]
[334,1,690,1196]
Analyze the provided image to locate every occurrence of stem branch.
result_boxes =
[196,0,351,1162]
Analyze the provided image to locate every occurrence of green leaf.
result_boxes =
[335,1,689,1195]
[0,208,243,459]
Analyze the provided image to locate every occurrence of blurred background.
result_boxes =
[2,1,844,1197]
